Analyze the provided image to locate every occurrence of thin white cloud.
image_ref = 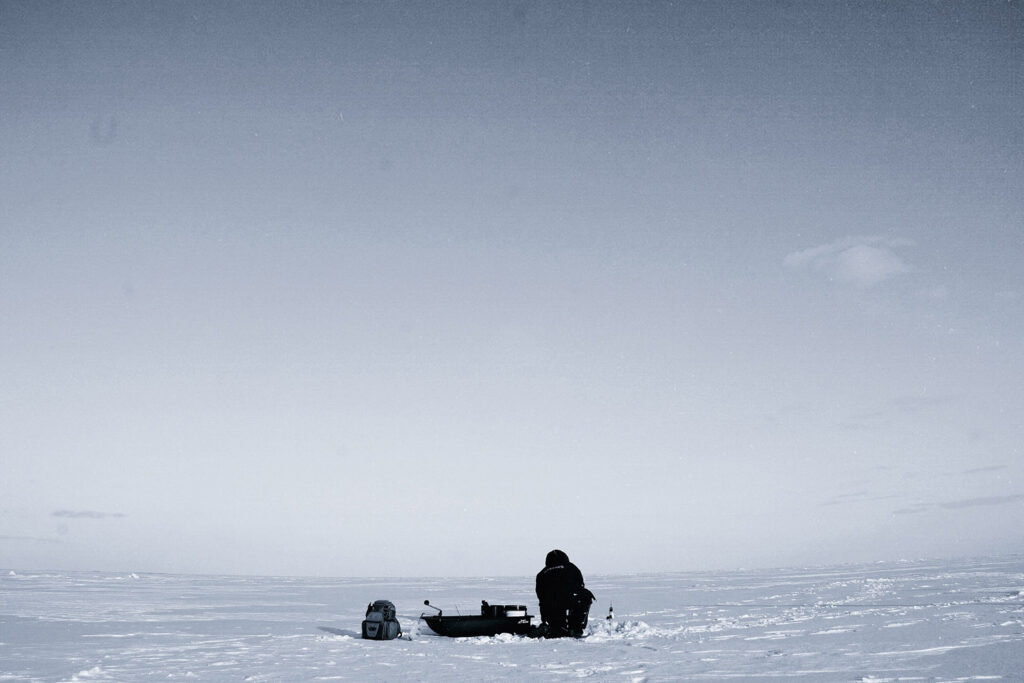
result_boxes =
[960,465,1007,476]
[52,510,126,520]
[893,493,1024,515]
[938,494,1024,510]
[0,534,62,544]
[785,236,915,288]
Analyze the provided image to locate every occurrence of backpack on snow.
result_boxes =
[361,600,402,640]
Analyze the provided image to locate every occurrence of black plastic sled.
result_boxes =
[420,600,534,637]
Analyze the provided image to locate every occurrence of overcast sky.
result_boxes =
[2,1,1022,578]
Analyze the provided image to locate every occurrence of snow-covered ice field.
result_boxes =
[2,555,1022,681]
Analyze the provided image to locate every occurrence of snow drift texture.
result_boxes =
[2,555,1023,681]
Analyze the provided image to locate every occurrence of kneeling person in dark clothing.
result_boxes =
[535,549,595,638]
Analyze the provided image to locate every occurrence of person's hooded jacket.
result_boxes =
[535,549,586,625]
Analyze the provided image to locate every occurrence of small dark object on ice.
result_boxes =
[362,600,402,640]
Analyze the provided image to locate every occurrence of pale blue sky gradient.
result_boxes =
[2,1,1022,576]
